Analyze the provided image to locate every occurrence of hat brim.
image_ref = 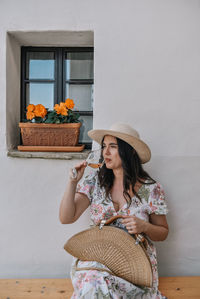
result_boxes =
[88,129,151,163]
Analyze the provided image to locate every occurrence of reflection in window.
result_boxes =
[26,83,54,109]
[65,52,93,80]
[26,52,55,80]
[79,115,93,143]
[66,84,93,111]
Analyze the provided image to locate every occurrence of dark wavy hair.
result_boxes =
[98,137,156,206]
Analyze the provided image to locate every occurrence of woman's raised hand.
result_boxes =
[69,161,87,183]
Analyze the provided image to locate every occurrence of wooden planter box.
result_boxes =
[18,122,84,151]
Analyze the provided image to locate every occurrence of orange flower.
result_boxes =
[54,102,68,116]
[34,104,47,118]
[26,111,35,120]
[27,104,35,112]
[65,98,75,109]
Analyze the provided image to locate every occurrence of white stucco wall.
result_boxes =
[0,0,200,278]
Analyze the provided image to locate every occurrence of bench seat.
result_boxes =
[0,277,199,298]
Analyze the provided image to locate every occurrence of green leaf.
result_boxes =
[34,117,43,123]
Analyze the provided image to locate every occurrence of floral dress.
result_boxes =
[70,171,168,299]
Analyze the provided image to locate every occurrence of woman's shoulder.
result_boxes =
[146,180,165,193]
[147,180,165,194]
[138,180,165,201]
[134,180,168,215]
[144,181,168,215]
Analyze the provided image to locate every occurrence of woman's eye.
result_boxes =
[102,144,117,150]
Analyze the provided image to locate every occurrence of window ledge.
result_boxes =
[7,149,90,160]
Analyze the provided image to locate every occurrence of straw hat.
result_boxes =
[88,122,151,163]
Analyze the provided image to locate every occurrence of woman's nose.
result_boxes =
[104,146,110,155]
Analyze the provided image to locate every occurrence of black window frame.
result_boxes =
[21,46,94,148]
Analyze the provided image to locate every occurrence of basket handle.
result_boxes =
[98,215,145,245]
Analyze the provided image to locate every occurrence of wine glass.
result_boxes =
[71,149,104,179]
[86,149,104,169]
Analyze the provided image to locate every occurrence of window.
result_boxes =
[21,47,94,148]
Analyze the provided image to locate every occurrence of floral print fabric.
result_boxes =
[70,171,168,299]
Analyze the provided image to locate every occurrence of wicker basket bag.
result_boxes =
[64,215,153,287]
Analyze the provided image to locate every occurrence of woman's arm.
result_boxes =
[59,161,90,224]
[143,214,169,241]
[122,214,169,241]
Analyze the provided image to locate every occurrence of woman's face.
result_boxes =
[102,135,122,170]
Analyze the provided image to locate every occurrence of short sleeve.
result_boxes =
[148,183,168,215]
[76,171,97,203]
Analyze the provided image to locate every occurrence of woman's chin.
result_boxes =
[105,163,113,169]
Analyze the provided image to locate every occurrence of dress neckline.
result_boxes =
[108,183,144,213]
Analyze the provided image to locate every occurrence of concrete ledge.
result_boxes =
[7,149,90,160]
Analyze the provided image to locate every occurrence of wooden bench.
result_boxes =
[0,277,199,299]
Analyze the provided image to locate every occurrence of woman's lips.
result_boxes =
[105,158,111,163]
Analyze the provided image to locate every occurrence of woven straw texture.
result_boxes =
[19,123,81,146]
[64,226,152,287]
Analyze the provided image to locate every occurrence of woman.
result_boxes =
[59,123,169,299]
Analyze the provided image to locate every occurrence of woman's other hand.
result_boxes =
[122,214,169,241]
[121,215,147,234]
[60,160,89,224]
[69,161,87,183]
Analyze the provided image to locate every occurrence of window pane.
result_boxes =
[79,115,93,143]
[65,52,93,80]
[26,52,55,79]
[66,84,93,111]
[26,83,54,109]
